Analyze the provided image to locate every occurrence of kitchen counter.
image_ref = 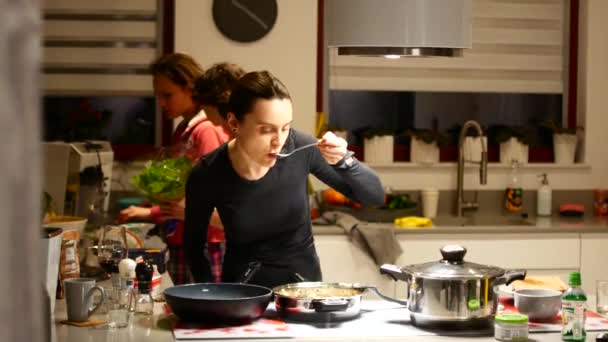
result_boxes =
[312,214,608,235]
[52,275,607,342]
[53,297,606,342]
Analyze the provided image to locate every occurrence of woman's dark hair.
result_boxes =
[149,53,203,90]
[228,71,291,122]
[193,62,246,119]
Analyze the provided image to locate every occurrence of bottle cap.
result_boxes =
[495,314,529,324]
[569,272,582,286]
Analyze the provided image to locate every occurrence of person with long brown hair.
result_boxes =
[120,53,230,285]
[184,71,385,288]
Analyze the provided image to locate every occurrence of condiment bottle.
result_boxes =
[505,161,523,212]
[537,173,552,216]
[561,272,587,341]
[134,259,154,316]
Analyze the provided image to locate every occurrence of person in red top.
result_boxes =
[120,53,230,284]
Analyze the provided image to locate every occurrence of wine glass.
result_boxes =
[97,226,128,278]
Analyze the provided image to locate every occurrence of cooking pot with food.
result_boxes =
[380,245,526,329]
[272,281,369,322]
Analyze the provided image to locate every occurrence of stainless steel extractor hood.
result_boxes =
[326,0,472,57]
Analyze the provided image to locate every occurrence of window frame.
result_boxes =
[318,0,581,164]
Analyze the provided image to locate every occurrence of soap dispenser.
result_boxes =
[537,173,552,216]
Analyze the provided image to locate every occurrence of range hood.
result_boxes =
[326,0,472,57]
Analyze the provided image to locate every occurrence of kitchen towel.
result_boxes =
[316,211,403,265]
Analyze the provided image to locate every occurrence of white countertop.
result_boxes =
[52,275,607,342]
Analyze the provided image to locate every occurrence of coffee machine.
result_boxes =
[43,141,113,217]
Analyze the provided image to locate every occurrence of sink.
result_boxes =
[432,216,535,227]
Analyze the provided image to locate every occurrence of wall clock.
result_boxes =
[212,0,278,43]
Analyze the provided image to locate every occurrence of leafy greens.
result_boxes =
[132,156,193,202]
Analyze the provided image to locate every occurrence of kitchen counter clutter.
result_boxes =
[312,214,608,235]
[53,296,607,342]
[312,214,608,301]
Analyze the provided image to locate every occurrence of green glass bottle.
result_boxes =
[561,272,587,341]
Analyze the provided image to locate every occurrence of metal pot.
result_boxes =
[379,245,526,329]
[272,280,368,322]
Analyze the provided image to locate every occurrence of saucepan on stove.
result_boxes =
[163,262,272,322]
[272,277,371,322]
[377,245,527,329]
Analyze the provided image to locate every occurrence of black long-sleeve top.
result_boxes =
[184,129,385,288]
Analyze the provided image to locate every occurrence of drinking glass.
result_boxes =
[106,287,131,328]
[597,280,608,316]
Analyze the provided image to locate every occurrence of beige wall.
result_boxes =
[167,0,607,191]
[174,0,318,134]
[579,0,608,189]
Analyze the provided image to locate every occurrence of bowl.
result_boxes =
[43,215,87,234]
[514,288,562,321]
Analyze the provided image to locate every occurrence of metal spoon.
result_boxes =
[276,142,319,158]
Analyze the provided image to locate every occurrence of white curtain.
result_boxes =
[0,0,46,341]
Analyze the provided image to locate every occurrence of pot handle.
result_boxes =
[240,261,262,284]
[365,286,408,308]
[311,299,349,312]
[496,269,527,286]
[379,264,408,282]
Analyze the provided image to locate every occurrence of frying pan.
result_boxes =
[164,262,272,322]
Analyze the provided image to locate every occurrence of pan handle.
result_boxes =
[240,261,262,284]
[291,272,306,282]
[311,299,350,312]
[365,286,408,308]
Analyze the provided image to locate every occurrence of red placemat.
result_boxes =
[499,302,608,332]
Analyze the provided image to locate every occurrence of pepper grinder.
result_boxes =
[134,259,154,316]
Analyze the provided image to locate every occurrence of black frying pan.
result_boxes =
[164,262,272,322]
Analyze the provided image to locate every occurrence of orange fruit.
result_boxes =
[323,188,347,206]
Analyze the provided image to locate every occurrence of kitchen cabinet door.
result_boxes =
[581,233,608,296]
[393,233,580,299]
[314,235,395,298]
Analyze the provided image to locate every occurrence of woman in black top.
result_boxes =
[184,71,385,289]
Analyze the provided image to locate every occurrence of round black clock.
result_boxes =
[212,0,278,43]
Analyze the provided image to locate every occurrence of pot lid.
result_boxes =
[401,245,505,280]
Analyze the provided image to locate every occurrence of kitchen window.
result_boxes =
[326,0,578,164]
[41,0,171,161]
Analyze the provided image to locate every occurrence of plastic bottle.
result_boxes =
[537,173,552,216]
[505,161,523,212]
[561,272,587,341]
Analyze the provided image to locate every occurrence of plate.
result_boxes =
[100,227,144,249]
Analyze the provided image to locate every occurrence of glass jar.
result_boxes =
[494,314,529,341]
[134,281,154,316]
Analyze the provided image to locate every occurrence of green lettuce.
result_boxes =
[132,156,193,202]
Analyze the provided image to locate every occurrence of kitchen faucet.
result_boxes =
[456,120,488,216]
